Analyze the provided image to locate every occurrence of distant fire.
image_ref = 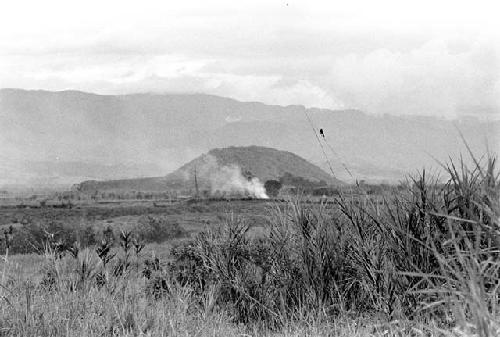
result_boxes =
[181,154,269,199]
[209,165,268,199]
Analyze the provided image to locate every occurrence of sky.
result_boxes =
[1,0,499,119]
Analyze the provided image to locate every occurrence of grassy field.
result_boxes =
[0,155,499,336]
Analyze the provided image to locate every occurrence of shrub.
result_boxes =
[169,208,354,327]
[264,180,282,197]
[2,221,99,255]
[134,216,187,243]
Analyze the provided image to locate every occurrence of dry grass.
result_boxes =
[0,254,424,337]
[0,152,499,336]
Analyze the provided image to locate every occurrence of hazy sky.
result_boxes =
[1,0,499,118]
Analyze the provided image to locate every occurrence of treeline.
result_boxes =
[264,172,413,197]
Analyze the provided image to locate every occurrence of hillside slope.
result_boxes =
[76,146,342,192]
[169,146,342,185]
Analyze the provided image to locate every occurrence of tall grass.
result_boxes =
[170,153,500,333]
[0,153,498,336]
[413,156,500,336]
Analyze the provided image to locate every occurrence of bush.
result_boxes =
[169,208,356,327]
[1,221,98,255]
[134,216,187,243]
[264,180,282,197]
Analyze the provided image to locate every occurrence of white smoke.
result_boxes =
[209,165,268,199]
[180,154,269,199]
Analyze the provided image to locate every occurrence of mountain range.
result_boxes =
[1,88,498,189]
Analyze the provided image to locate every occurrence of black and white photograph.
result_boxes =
[0,1,499,335]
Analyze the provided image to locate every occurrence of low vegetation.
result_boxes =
[0,215,187,256]
[0,153,498,336]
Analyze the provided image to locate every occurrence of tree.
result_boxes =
[264,180,282,197]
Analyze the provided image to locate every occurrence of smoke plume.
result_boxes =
[180,154,268,199]
[209,165,268,199]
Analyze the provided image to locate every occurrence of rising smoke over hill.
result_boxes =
[76,146,340,195]
[169,146,340,184]
[172,154,269,198]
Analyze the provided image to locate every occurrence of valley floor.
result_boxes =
[1,158,499,337]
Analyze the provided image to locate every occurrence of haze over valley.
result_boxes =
[1,88,497,190]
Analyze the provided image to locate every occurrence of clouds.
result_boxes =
[0,1,499,118]
[327,39,500,117]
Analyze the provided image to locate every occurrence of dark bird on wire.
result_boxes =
[319,129,325,138]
